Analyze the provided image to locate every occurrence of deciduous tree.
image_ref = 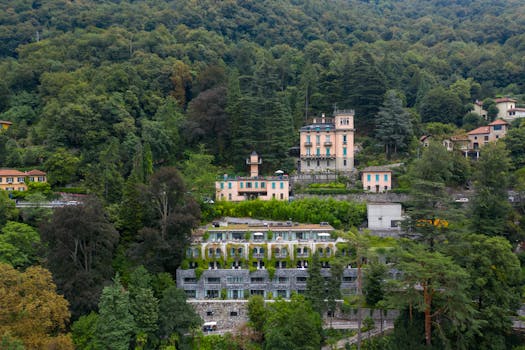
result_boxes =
[0,263,73,349]
[41,198,119,318]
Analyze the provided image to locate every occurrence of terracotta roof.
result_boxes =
[474,100,483,106]
[450,135,469,141]
[0,169,27,176]
[495,97,517,103]
[489,119,509,126]
[0,120,12,125]
[467,126,490,135]
[419,135,431,142]
[25,169,46,176]
[362,166,392,173]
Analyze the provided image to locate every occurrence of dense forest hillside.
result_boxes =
[2,1,525,349]
[1,0,525,192]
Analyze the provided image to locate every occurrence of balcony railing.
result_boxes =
[304,141,312,147]
[324,141,332,146]
[300,154,336,160]
[274,253,288,258]
[252,253,265,259]
[296,252,309,257]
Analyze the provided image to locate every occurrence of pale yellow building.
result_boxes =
[0,169,47,191]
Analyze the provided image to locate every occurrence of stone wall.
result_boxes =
[294,192,409,203]
[188,300,399,331]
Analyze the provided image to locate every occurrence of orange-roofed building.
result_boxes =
[467,119,508,152]
[0,169,47,191]
[494,97,517,119]
[0,120,12,130]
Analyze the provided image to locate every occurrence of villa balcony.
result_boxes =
[296,252,310,258]
[274,253,288,259]
[238,188,267,194]
[252,253,265,259]
[324,141,332,146]
[304,141,312,147]
[300,154,336,160]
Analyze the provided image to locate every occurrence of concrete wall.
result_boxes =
[367,203,403,230]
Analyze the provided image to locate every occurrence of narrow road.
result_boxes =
[322,322,394,350]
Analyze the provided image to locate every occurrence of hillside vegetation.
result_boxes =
[0,0,525,195]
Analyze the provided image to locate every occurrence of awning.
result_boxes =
[253,232,264,236]
[318,233,330,237]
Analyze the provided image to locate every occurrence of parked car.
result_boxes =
[202,321,217,332]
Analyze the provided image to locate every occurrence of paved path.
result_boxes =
[322,322,394,350]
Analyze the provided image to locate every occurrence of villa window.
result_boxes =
[375,174,379,182]
[343,147,347,156]
[316,135,320,144]
[384,174,388,181]
[316,148,320,155]
[367,174,371,182]
[272,182,276,189]
[280,182,284,189]
[261,182,265,188]
[17,177,24,183]
[343,160,347,166]
[493,125,502,131]
[220,182,224,189]
[228,182,232,189]
[240,182,243,189]
[6,177,13,183]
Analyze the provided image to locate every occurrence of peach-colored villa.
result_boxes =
[215,152,289,202]
[298,110,355,173]
[362,166,392,193]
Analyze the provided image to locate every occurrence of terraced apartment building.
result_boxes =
[176,219,360,300]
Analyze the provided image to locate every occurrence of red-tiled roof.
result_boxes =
[495,97,517,103]
[25,169,46,176]
[419,135,431,142]
[0,169,26,176]
[467,126,490,135]
[489,119,509,126]
[451,135,469,141]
